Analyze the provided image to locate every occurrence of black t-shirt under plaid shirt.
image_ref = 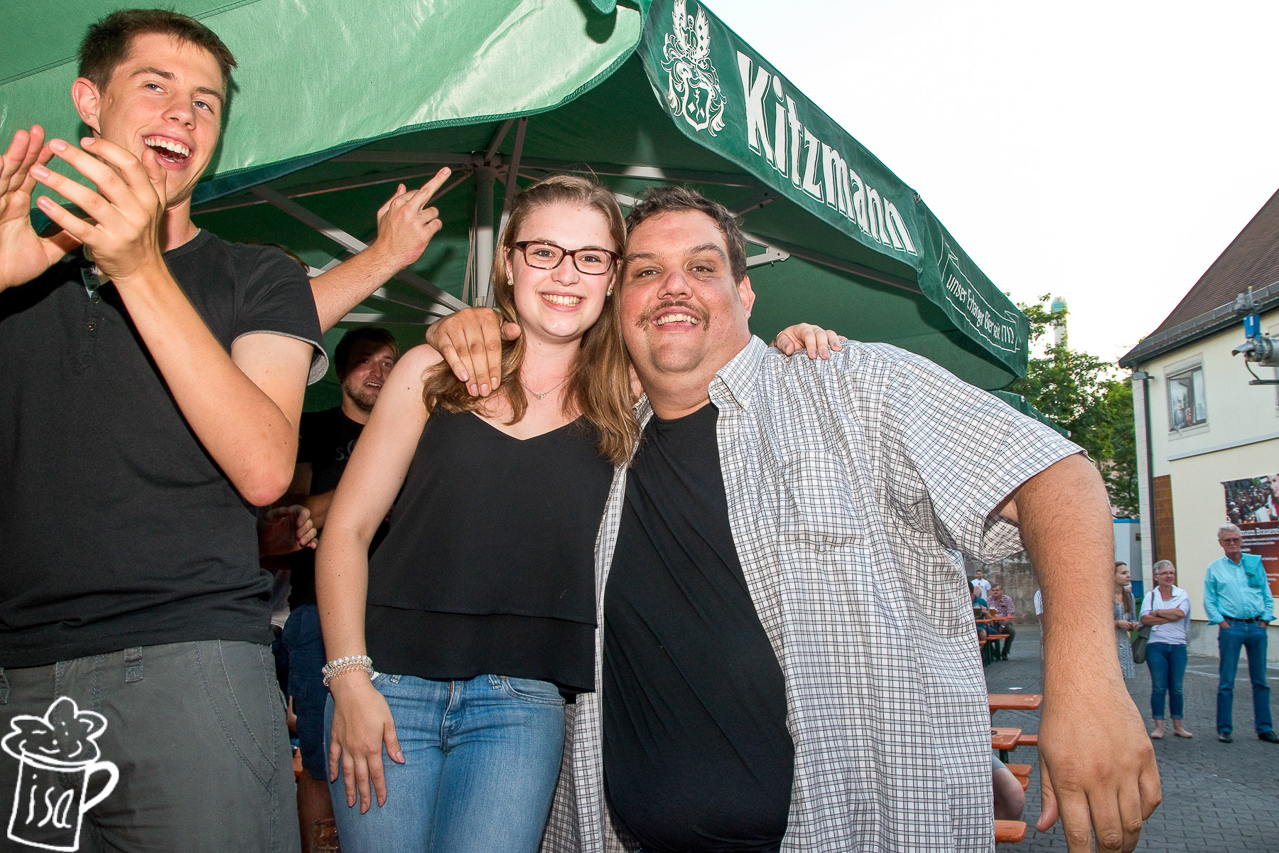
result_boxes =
[603,402,793,853]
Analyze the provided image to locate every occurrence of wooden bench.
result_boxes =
[1017,733,1038,748]
[989,694,1043,712]
[995,820,1027,844]
[991,727,1022,751]
[1006,762,1032,791]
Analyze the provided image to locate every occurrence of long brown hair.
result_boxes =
[1115,562,1134,613]
[423,175,637,465]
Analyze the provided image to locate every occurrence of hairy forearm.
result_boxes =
[112,262,303,504]
[310,243,400,332]
[1013,455,1122,691]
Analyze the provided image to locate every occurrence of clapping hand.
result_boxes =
[0,127,81,290]
[30,137,166,286]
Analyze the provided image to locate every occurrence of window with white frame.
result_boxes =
[1166,365,1207,431]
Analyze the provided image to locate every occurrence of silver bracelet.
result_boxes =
[321,654,373,687]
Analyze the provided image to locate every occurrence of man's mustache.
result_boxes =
[635,301,710,330]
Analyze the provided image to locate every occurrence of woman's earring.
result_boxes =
[607,287,614,296]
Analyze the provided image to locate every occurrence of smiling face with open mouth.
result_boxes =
[340,342,398,416]
[506,202,617,348]
[75,32,225,214]
[620,209,755,384]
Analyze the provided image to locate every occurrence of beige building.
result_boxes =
[1120,190,1279,660]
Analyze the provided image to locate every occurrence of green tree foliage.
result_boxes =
[1006,295,1139,517]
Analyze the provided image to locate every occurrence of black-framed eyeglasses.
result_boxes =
[513,241,619,275]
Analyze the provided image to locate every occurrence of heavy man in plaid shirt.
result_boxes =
[431,187,1160,853]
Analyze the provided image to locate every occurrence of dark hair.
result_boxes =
[79,9,237,90]
[335,328,399,380]
[1115,563,1134,614]
[624,185,748,281]
[422,175,637,466]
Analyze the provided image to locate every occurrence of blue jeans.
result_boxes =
[282,604,329,780]
[324,673,566,853]
[1146,642,1187,719]
[1217,622,1273,734]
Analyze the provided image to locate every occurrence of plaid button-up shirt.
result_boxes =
[542,338,1080,853]
[991,594,1016,621]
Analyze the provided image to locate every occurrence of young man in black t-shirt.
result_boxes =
[278,327,398,847]
[0,12,327,851]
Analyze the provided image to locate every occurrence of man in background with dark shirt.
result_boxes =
[279,326,398,846]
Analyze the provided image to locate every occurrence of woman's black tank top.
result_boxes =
[365,408,613,693]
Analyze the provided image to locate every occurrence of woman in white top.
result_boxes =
[1139,560,1193,739]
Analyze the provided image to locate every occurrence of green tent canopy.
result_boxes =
[1,0,1030,407]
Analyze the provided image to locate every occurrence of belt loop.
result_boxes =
[0,667,8,705]
[125,647,144,683]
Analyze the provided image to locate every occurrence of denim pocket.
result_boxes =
[495,675,565,706]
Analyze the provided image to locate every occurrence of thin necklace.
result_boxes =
[520,374,568,400]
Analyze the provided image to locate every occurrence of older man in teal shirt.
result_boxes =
[1204,523,1276,743]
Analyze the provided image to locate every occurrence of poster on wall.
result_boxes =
[1222,474,1279,596]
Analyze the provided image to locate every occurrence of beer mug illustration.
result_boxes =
[3,697,118,852]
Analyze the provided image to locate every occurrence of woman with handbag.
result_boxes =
[1139,560,1193,739]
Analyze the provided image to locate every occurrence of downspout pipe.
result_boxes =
[1131,369,1156,565]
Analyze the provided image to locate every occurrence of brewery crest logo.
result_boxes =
[662,0,726,135]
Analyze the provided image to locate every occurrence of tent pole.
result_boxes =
[500,118,529,225]
[474,167,497,307]
[249,185,467,311]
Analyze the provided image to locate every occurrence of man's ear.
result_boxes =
[737,274,756,318]
[71,77,103,135]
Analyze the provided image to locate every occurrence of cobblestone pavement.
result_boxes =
[985,625,1279,851]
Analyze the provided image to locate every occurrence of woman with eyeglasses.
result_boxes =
[314,176,631,853]
[1139,560,1192,739]
[314,174,833,852]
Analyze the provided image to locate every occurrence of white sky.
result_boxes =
[714,0,1279,364]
